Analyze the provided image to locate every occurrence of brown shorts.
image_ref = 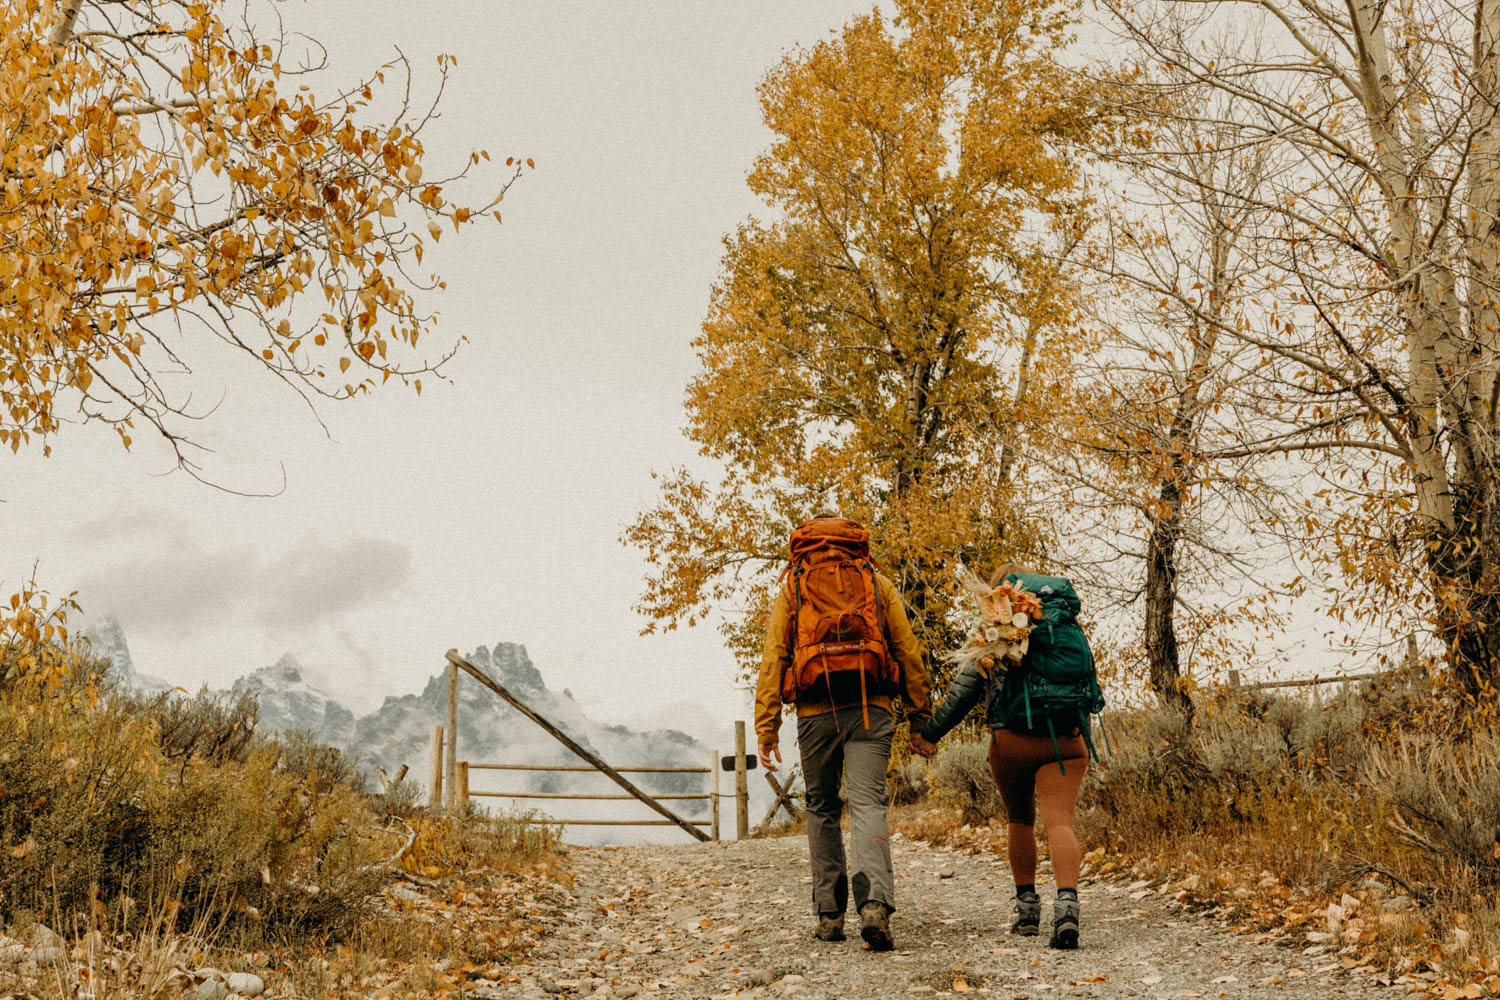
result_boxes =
[987,726,1087,826]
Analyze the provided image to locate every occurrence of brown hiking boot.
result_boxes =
[859,901,894,951]
[813,912,846,941]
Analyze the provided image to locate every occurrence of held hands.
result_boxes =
[758,742,782,773]
[909,733,937,759]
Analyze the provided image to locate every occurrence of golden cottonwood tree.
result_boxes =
[0,0,521,474]
[626,0,1099,677]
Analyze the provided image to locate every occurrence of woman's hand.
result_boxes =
[910,733,938,758]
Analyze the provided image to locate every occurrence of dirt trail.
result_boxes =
[478,834,1402,999]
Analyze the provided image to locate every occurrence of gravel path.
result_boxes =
[481,834,1402,1000]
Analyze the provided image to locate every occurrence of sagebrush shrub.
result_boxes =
[0,654,386,940]
[144,686,259,766]
[921,739,1002,826]
[1366,735,1500,889]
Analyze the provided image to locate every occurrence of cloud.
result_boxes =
[78,546,256,634]
[77,523,411,637]
[254,540,410,628]
[73,509,185,546]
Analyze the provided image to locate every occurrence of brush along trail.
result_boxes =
[474,834,1402,999]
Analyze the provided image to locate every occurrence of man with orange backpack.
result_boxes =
[755,516,931,951]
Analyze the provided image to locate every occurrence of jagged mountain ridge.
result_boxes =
[81,619,173,694]
[84,619,709,803]
[232,654,356,750]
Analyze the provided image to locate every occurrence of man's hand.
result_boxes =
[910,733,937,759]
[758,742,782,773]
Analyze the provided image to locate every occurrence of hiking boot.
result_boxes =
[813,912,846,942]
[1011,891,1041,936]
[1049,897,1080,950]
[859,901,894,952]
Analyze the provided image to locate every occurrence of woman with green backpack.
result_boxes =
[910,563,1104,950]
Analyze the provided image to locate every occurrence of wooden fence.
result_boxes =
[425,649,764,842]
[1221,634,1426,693]
[1226,668,1387,692]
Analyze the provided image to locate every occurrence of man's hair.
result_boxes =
[989,562,1034,587]
[811,511,840,520]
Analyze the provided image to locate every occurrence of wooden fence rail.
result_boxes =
[1227,669,1388,692]
[455,757,726,836]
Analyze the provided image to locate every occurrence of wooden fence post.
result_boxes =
[1228,669,1241,689]
[445,660,459,810]
[710,748,721,842]
[457,761,470,810]
[734,721,749,840]
[429,725,445,808]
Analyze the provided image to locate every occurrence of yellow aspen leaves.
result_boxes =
[0,0,527,465]
[627,0,1099,675]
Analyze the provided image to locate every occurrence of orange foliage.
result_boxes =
[0,0,525,469]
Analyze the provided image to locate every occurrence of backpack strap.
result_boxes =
[1079,709,1099,763]
[782,565,805,699]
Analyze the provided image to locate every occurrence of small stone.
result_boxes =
[0,937,25,964]
[540,981,562,995]
[227,972,265,996]
[29,925,63,950]
[31,945,66,964]
[195,981,229,1000]
[1382,895,1414,912]
[938,869,956,879]
[616,987,639,999]
[748,969,776,987]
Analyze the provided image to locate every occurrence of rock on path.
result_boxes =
[481,835,1402,999]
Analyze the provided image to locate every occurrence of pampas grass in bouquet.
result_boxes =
[943,560,1043,677]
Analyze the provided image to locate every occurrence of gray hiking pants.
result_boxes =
[796,704,895,916]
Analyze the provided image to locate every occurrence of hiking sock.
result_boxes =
[1016,883,1036,897]
[1057,888,1078,901]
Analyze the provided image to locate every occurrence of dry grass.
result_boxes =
[1077,677,1500,988]
[0,641,569,999]
[890,674,1500,991]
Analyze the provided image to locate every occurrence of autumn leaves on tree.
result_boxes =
[0,0,521,474]
[627,0,1099,682]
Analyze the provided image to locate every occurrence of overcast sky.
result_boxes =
[5,1,881,739]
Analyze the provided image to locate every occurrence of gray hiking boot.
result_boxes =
[859,901,894,952]
[813,912,846,941]
[1049,897,1080,950]
[1011,891,1041,936]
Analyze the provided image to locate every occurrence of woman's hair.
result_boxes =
[989,562,1033,587]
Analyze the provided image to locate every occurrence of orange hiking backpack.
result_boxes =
[780,517,898,727]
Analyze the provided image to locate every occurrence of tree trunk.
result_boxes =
[1145,478,1194,717]
[1424,472,1500,703]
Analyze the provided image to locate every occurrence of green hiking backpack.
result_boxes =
[992,573,1105,772]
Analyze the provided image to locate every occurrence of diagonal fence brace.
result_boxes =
[445,649,710,842]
